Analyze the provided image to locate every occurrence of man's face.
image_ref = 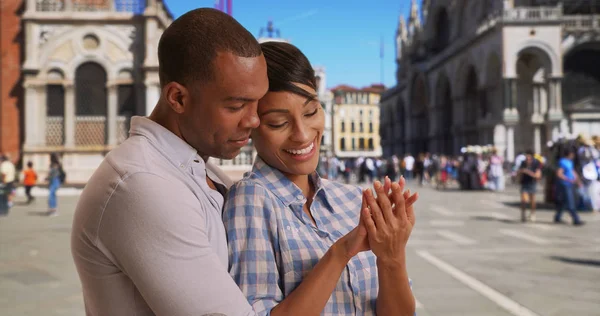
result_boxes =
[178,52,269,159]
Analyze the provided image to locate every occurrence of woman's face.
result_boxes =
[252,83,324,177]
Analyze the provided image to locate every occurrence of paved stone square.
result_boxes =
[0,181,599,315]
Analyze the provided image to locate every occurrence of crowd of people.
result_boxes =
[317,134,600,226]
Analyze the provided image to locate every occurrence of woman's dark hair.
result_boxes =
[260,42,317,101]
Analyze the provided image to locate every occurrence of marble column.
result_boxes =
[23,81,42,148]
[547,78,563,120]
[507,126,515,162]
[533,84,540,115]
[503,78,518,115]
[63,82,75,148]
[107,84,118,146]
[534,125,541,155]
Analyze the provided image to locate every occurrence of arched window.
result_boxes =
[46,84,65,145]
[433,9,451,53]
[75,62,107,146]
[340,138,346,151]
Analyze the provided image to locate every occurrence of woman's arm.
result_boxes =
[272,179,418,316]
[270,231,362,316]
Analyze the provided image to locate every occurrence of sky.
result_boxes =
[163,0,417,90]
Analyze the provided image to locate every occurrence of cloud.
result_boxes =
[278,9,320,25]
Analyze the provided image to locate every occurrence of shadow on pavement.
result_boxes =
[470,216,521,224]
[550,256,600,268]
[501,201,557,211]
[27,211,50,216]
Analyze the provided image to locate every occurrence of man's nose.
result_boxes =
[240,106,260,129]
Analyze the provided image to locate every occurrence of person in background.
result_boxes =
[46,160,62,216]
[554,149,585,226]
[22,161,38,204]
[487,148,504,191]
[414,153,425,187]
[404,154,415,179]
[518,150,542,222]
[0,154,16,209]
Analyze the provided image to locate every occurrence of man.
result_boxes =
[0,154,16,209]
[554,150,584,226]
[403,154,414,179]
[517,150,541,222]
[71,8,268,316]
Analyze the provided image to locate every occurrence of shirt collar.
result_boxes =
[128,116,198,170]
[248,156,329,207]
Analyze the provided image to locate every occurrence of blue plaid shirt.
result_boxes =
[223,157,384,316]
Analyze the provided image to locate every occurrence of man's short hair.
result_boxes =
[158,8,262,87]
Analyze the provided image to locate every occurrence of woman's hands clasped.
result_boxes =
[363,176,417,264]
[339,176,418,262]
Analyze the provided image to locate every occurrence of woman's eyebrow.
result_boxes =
[259,108,290,116]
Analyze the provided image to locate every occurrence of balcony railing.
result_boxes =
[562,14,600,31]
[35,0,146,13]
[501,6,562,22]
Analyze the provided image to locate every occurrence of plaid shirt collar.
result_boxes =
[249,156,332,209]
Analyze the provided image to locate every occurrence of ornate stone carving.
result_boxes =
[104,25,137,43]
[39,25,71,47]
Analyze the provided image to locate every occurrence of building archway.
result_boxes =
[484,53,502,144]
[436,74,453,155]
[411,74,429,154]
[515,46,553,155]
[395,98,406,155]
[75,62,107,146]
[563,43,600,136]
[463,66,480,145]
[431,7,451,53]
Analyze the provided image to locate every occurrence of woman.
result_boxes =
[487,149,504,191]
[223,42,417,316]
[47,157,62,216]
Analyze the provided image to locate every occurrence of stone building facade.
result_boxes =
[380,0,600,161]
[19,0,172,183]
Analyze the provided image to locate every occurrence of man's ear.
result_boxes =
[163,82,189,114]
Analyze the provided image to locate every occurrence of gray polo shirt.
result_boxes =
[71,116,255,316]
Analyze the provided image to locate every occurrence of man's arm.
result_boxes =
[98,172,255,316]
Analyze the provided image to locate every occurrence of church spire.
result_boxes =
[409,0,420,29]
[398,14,407,41]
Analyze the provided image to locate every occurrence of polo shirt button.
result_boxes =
[179,164,185,168]
[296,195,303,200]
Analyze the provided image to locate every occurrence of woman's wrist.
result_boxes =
[376,253,407,270]
[330,241,353,266]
